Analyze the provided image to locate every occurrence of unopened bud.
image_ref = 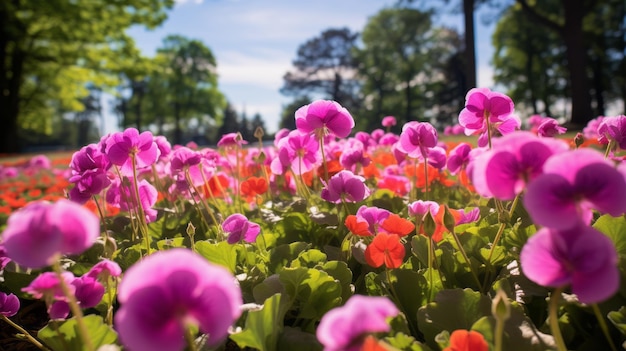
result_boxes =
[186,222,196,238]
[574,132,584,148]
[254,126,265,139]
[492,289,511,321]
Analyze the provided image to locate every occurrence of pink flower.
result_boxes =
[270,130,320,175]
[104,128,160,176]
[68,143,112,204]
[470,131,569,200]
[316,295,399,351]
[396,121,438,159]
[459,87,514,136]
[598,115,626,150]
[339,141,370,172]
[537,118,567,137]
[0,292,19,317]
[523,148,626,229]
[217,132,247,148]
[321,170,371,203]
[85,259,122,281]
[408,200,440,218]
[295,100,355,138]
[520,225,619,304]
[106,178,158,223]
[222,213,261,244]
[446,143,472,175]
[154,135,172,161]
[582,116,605,140]
[382,116,397,128]
[115,249,242,351]
[2,200,100,269]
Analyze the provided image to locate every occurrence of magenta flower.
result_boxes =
[355,206,392,235]
[459,87,514,136]
[321,170,371,203]
[2,200,100,269]
[295,100,355,138]
[154,135,172,161]
[106,178,158,223]
[396,121,438,159]
[104,128,160,176]
[520,225,619,304]
[457,207,481,224]
[48,275,106,319]
[597,115,626,150]
[582,116,605,140]
[537,118,567,137]
[68,143,112,204]
[470,131,569,200]
[316,295,399,351]
[446,142,472,175]
[85,259,122,281]
[382,116,397,128]
[217,132,247,148]
[408,200,440,218]
[222,213,261,244]
[115,249,242,351]
[339,141,370,172]
[0,292,19,317]
[523,148,626,229]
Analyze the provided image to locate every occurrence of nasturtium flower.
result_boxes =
[2,200,100,269]
[365,233,405,269]
[104,128,160,176]
[295,100,355,138]
[222,213,261,244]
[0,292,19,317]
[321,170,371,203]
[316,295,399,351]
[524,148,626,229]
[115,249,242,351]
[520,225,619,304]
[443,330,489,351]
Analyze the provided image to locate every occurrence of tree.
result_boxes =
[516,0,599,127]
[280,28,361,111]
[218,103,241,138]
[279,96,312,131]
[154,35,226,145]
[0,0,174,153]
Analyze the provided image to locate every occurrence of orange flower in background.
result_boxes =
[403,163,439,189]
[203,173,230,198]
[361,335,391,351]
[345,214,372,237]
[443,330,489,351]
[317,159,343,181]
[380,214,415,237]
[365,233,405,269]
[241,176,268,197]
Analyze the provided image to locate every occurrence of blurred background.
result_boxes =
[1,0,624,153]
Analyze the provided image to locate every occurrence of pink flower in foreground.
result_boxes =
[520,225,619,304]
[0,292,20,317]
[523,148,626,229]
[317,295,399,351]
[222,213,261,244]
[115,249,242,351]
[321,170,371,203]
[295,100,355,138]
[2,200,100,269]
[104,128,160,176]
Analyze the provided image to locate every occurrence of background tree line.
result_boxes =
[1,0,624,153]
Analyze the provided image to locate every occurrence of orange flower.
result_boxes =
[361,335,390,351]
[444,330,489,351]
[365,233,405,269]
[418,205,462,243]
[380,214,415,237]
[317,159,343,181]
[203,173,231,198]
[345,214,372,236]
[241,176,268,197]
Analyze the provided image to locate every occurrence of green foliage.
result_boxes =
[38,315,118,351]
[230,294,289,350]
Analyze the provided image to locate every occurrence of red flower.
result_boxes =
[380,214,415,237]
[360,335,389,351]
[241,176,268,197]
[365,233,405,269]
[444,330,489,351]
[345,215,372,237]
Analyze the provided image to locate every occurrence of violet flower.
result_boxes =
[316,295,399,351]
[115,249,242,351]
[295,100,355,139]
[339,141,371,172]
[469,131,569,200]
[68,143,112,204]
[459,87,515,137]
[523,148,626,230]
[597,115,626,150]
[321,170,371,203]
[85,259,122,281]
[104,128,160,176]
[270,130,319,175]
[396,121,438,159]
[355,206,391,235]
[0,292,19,317]
[2,200,100,269]
[382,116,397,128]
[537,118,567,137]
[520,225,619,304]
[222,213,261,244]
[446,142,472,175]
[106,178,158,223]
[217,132,247,148]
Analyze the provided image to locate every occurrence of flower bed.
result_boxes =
[1,90,626,351]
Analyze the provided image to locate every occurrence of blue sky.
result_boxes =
[110,0,496,135]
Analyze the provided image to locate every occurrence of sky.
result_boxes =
[107,0,497,135]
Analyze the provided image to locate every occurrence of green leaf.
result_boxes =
[292,249,327,268]
[279,267,342,323]
[594,215,626,263]
[278,326,323,351]
[268,242,311,272]
[320,260,353,303]
[0,271,36,298]
[608,306,626,335]
[38,315,117,351]
[156,237,186,250]
[384,332,431,351]
[231,294,288,350]
[417,288,492,349]
[195,241,238,273]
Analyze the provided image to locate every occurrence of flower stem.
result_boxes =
[52,262,95,351]
[592,304,618,351]
[319,134,329,182]
[494,314,505,351]
[487,194,520,263]
[1,315,50,351]
[549,288,567,351]
[423,159,430,201]
[185,325,198,351]
[130,155,151,256]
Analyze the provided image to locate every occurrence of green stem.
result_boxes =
[487,194,520,262]
[549,288,567,351]
[423,158,429,201]
[592,304,618,351]
[450,228,482,291]
[494,315,504,351]
[319,133,329,182]
[604,140,615,159]
[92,196,112,259]
[130,155,151,256]
[185,325,198,351]
[1,315,50,351]
[52,262,95,351]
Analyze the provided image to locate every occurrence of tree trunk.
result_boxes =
[0,48,24,154]
[463,0,477,89]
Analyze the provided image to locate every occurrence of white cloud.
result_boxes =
[216,50,291,90]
